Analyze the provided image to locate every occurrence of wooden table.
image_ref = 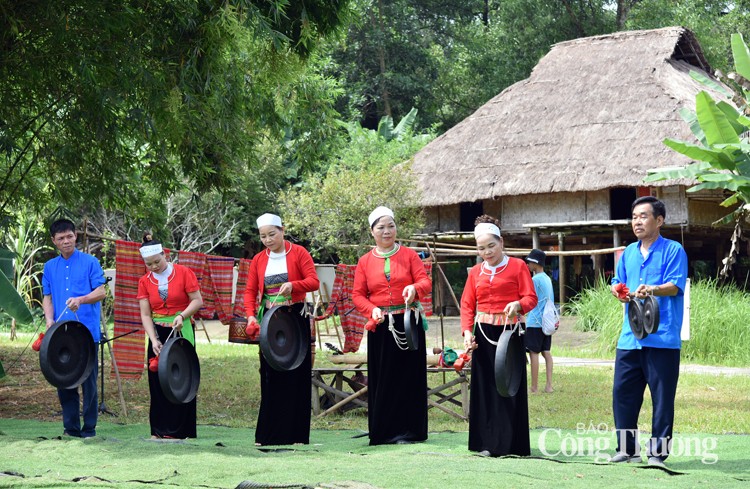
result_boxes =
[311,367,470,420]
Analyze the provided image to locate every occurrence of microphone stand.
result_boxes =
[98,328,139,416]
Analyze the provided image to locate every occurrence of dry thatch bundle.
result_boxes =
[412,27,727,207]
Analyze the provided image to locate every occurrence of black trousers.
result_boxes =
[613,347,680,460]
[468,322,530,456]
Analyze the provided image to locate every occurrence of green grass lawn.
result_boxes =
[2,334,750,488]
[1,419,749,488]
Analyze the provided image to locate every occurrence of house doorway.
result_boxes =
[610,188,637,219]
[460,201,484,231]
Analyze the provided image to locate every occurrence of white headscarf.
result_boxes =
[256,213,283,229]
[139,243,164,258]
[368,206,394,227]
[474,223,501,240]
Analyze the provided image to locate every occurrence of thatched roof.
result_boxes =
[412,27,725,207]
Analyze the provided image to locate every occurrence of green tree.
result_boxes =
[626,0,750,75]
[646,33,750,278]
[279,112,433,263]
[321,0,617,131]
[0,1,351,220]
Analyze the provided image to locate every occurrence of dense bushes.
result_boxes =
[567,279,750,366]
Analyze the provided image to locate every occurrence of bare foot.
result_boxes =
[544,386,554,393]
[530,387,538,394]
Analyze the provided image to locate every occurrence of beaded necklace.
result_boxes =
[265,241,292,257]
[371,243,400,281]
[479,255,509,283]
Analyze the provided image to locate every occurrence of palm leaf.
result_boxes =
[689,70,733,98]
[662,138,736,169]
[716,101,746,134]
[645,161,711,182]
[678,107,707,146]
[731,33,750,81]
[0,247,15,279]
[377,115,394,141]
[393,107,418,139]
[0,270,33,325]
[721,193,742,207]
[696,91,741,146]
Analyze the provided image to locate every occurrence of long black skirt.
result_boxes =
[367,311,428,445]
[147,323,197,439]
[255,311,312,446]
[468,322,530,456]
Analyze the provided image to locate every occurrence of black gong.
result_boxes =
[643,295,660,335]
[403,309,419,351]
[628,299,647,340]
[260,304,309,371]
[494,327,524,398]
[158,337,200,404]
[39,320,96,389]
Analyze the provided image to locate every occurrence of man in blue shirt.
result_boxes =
[42,219,106,438]
[525,249,554,393]
[609,196,688,467]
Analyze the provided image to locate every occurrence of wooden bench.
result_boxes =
[311,366,469,420]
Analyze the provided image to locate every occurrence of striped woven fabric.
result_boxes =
[422,262,434,317]
[177,251,210,319]
[202,256,235,324]
[232,259,252,317]
[112,240,171,379]
[324,265,366,353]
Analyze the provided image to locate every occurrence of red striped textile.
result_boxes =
[112,241,171,379]
[422,262,434,317]
[177,251,209,319]
[202,256,235,324]
[232,259,252,317]
[323,265,366,353]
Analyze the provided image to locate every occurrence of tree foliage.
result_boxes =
[646,33,750,277]
[320,0,617,130]
[0,0,351,220]
[626,0,750,76]
[279,112,433,263]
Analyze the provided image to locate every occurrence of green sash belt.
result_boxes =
[153,312,194,346]
[257,293,290,324]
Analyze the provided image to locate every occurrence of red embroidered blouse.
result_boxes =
[353,246,431,319]
[137,264,200,316]
[243,242,320,318]
[460,257,538,332]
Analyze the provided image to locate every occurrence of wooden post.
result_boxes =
[532,229,540,250]
[101,326,128,417]
[613,227,621,248]
[558,233,566,309]
[593,254,604,281]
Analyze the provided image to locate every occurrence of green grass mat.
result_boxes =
[1,419,748,488]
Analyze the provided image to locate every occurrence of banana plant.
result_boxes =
[646,33,750,277]
[0,247,33,325]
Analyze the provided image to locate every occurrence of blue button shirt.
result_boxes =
[42,249,106,342]
[612,235,688,350]
[527,271,554,328]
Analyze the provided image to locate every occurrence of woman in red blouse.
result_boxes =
[353,206,432,445]
[244,213,319,446]
[460,215,537,457]
[137,237,203,439]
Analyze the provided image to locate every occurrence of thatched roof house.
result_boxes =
[412,27,731,256]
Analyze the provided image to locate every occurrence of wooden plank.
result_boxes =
[311,377,368,408]
[427,398,467,421]
[318,386,369,417]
